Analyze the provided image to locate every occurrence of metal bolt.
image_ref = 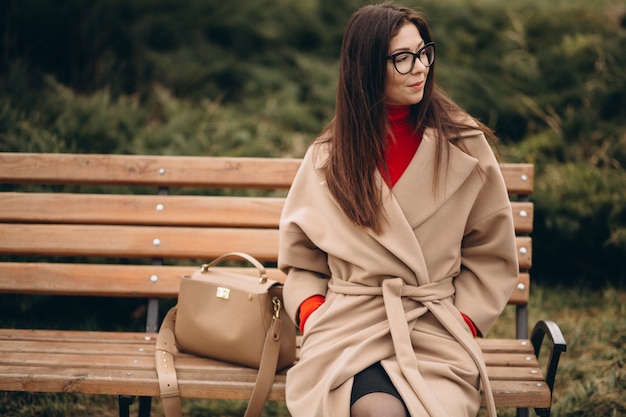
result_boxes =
[144,336,151,341]
[521,340,528,346]
[531,369,538,374]
[519,247,528,255]
[537,383,543,387]
[127,372,133,376]
[150,275,158,283]
[520,210,528,218]
[156,204,164,212]
[521,174,528,182]
[159,168,166,175]
[153,238,161,246]
[517,283,526,291]
[526,356,532,361]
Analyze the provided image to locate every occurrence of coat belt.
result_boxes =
[328,277,496,417]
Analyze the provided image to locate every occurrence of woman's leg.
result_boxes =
[350,363,408,417]
[351,392,408,417]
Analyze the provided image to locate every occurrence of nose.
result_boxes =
[411,57,427,74]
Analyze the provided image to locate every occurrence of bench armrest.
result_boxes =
[530,320,567,417]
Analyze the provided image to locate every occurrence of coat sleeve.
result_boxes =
[453,138,519,337]
[278,147,331,324]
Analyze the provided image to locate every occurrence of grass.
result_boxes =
[1,285,624,417]
[485,285,626,417]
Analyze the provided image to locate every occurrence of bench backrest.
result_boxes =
[0,153,533,337]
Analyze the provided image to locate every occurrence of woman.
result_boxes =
[278,3,519,417]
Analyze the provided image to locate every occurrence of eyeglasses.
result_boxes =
[387,42,435,74]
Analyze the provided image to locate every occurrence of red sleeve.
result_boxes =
[298,295,325,334]
[461,312,478,338]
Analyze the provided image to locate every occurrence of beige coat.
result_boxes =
[278,127,519,417]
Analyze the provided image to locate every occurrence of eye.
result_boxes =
[394,53,412,63]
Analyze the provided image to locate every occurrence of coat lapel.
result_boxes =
[392,129,479,229]
[312,131,480,286]
[368,129,479,285]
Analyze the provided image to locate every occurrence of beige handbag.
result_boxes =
[155,252,296,417]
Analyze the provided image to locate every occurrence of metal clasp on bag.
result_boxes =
[216,287,230,300]
[272,297,281,319]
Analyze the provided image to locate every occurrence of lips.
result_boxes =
[409,81,424,89]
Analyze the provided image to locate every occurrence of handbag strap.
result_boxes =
[202,251,269,283]
[155,306,283,417]
[243,312,283,417]
[155,307,182,417]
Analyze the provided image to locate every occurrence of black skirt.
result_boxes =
[350,362,405,406]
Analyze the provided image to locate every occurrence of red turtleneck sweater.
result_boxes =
[379,105,423,188]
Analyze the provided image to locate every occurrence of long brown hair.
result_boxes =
[319,2,497,234]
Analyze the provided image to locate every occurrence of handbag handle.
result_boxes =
[201,252,269,284]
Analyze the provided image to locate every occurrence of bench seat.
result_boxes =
[0,328,552,409]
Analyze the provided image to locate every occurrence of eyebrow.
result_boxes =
[389,41,425,55]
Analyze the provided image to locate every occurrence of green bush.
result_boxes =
[533,163,626,286]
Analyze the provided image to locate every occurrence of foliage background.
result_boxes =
[1,0,625,416]
[1,0,625,287]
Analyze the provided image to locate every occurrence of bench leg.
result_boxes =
[138,396,152,417]
[119,395,152,417]
[119,395,134,417]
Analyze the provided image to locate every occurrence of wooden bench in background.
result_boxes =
[0,152,566,417]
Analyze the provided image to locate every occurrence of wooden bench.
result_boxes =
[0,152,566,417]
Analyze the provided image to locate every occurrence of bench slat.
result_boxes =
[511,201,533,234]
[486,366,545,381]
[0,341,542,372]
[0,361,550,408]
[0,153,300,189]
[0,263,286,297]
[0,224,279,261]
[0,329,154,344]
[0,224,530,266]
[0,154,532,193]
[517,237,532,269]
[490,381,550,408]
[0,263,528,305]
[1,350,545,384]
[482,353,540,367]
[477,337,534,353]
[500,163,534,195]
[508,272,529,305]
[0,193,533,233]
[0,193,284,228]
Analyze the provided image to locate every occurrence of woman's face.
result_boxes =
[384,23,430,106]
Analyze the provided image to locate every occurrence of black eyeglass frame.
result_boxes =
[387,42,436,75]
